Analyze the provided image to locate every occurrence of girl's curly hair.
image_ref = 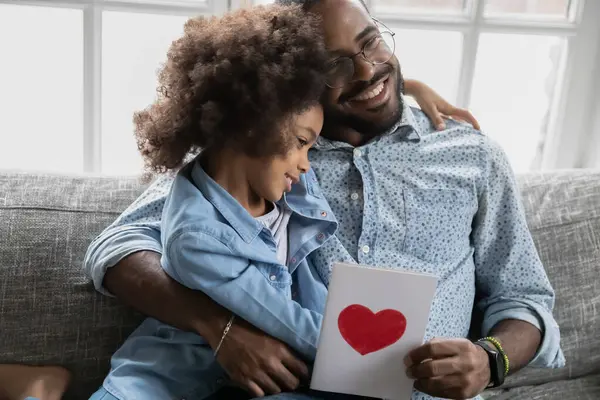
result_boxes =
[134,4,328,173]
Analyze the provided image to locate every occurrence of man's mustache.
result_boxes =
[339,65,394,103]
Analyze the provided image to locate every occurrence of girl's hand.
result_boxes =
[405,79,481,131]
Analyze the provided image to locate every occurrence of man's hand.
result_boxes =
[214,318,309,398]
[405,338,490,400]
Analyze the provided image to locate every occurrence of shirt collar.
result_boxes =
[314,95,421,150]
[190,160,263,244]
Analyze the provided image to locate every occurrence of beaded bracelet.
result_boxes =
[214,314,235,357]
[483,336,510,377]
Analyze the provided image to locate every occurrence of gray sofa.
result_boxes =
[1,170,599,399]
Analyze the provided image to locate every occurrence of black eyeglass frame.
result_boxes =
[324,18,397,89]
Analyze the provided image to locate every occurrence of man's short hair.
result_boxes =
[275,0,370,13]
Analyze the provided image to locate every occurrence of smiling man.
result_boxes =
[84,1,564,399]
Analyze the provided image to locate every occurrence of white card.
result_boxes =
[310,262,438,400]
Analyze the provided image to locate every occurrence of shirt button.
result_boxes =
[362,245,370,254]
[270,275,277,281]
[290,257,297,264]
[350,192,359,200]
[354,148,362,157]
[320,211,327,217]
[317,233,325,241]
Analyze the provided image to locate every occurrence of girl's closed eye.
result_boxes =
[298,137,309,148]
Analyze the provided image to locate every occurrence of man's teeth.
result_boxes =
[354,81,385,101]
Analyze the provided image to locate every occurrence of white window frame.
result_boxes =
[2,0,598,172]
[0,0,228,173]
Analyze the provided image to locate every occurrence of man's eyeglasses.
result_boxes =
[325,19,396,89]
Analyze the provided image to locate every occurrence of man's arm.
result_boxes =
[103,250,229,342]
[405,320,540,399]
[472,138,564,370]
[104,251,308,396]
[406,137,564,399]
[85,175,236,340]
[487,319,540,373]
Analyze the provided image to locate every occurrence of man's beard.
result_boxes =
[321,65,405,140]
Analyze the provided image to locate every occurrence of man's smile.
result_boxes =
[345,74,391,111]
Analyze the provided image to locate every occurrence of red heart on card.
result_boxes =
[338,304,407,356]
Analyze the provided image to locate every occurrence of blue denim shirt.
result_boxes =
[100,159,337,400]
[85,102,565,400]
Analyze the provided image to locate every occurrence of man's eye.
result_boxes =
[364,36,381,51]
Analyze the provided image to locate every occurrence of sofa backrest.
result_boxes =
[0,169,599,399]
[0,172,147,399]
[503,170,600,388]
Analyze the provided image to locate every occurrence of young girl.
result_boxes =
[98,5,331,400]
[0,4,481,400]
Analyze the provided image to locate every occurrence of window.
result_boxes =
[0,4,83,173]
[0,0,225,175]
[1,0,598,174]
[101,11,189,175]
[470,34,563,171]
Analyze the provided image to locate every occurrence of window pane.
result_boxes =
[374,0,465,14]
[102,12,189,175]
[390,28,463,106]
[469,34,564,172]
[0,5,83,173]
[484,0,572,19]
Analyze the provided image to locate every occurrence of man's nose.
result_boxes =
[353,56,376,82]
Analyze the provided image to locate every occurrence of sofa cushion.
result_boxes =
[0,171,147,400]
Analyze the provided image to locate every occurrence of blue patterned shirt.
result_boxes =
[85,102,564,400]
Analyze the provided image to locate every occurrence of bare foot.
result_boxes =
[0,365,71,400]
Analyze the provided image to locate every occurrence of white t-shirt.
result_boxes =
[255,203,292,266]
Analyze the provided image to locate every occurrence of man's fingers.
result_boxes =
[281,352,310,381]
[244,380,265,398]
[414,376,448,398]
[405,339,463,365]
[408,357,460,379]
[414,374,470,399]
[269,363,300,391]
[253,372,282,395]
